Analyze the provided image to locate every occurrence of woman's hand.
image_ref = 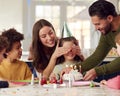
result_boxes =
[52,40,71,59]
[49,73,56,79]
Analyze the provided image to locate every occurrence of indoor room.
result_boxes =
[0,0,120,95]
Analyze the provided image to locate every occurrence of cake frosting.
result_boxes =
[63,69,83,81]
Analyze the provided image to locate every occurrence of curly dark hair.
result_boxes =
[0,36,8,52]
[1,28,24,52]
[89,0,117,19]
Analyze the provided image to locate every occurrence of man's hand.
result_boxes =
[100,80,107,85]
[83,68,97,80]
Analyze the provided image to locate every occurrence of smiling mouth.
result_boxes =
[48,41,55,45]
[67,53,74,56]
[19,53,22,56]
[98,29,105,33]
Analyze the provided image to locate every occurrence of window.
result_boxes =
[35,5,60,36]
[67,6,90,49]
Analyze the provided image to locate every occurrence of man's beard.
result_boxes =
[103,23,112,35]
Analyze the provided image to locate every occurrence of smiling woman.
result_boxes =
[32,19,57,73]
[31,19,59,79]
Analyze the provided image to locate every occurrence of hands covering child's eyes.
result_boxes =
[72,45,81,55]
[71,45,84,61]
[53,40,84,61]
[53,40,71,59]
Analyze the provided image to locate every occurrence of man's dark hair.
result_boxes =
[89,0,117,19]
[1,28,24,52]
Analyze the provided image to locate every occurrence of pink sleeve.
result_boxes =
[107,75,120,89]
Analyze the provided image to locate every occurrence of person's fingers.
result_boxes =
[58,47,70,56]
[100,80,107,85]
[60,71,65,78]
[83,74,91,80]
[83,71,93,81]
[84,73,96,81]
[83,68,97,80]
[56,39,60,47]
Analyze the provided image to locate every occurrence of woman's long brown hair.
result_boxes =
[32,19,56,72]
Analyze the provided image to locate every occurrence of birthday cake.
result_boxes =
[63,69,83,81]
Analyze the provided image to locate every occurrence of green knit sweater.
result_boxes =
[80,27,120,76]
